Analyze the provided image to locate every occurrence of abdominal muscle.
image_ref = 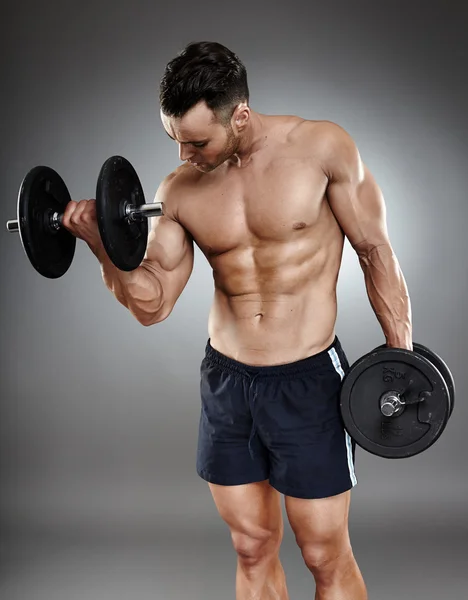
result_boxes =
[206,240,342,366]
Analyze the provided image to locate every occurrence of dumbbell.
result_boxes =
[340,343,455,458]
[6,156,164,278]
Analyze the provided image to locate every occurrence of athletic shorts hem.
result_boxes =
[197,467,269,487]
[268,478,357,500]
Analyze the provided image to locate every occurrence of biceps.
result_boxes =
[144,216,190,265]
[327,166,390,254]
[142,216,194,301]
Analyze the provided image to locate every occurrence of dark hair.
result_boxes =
[159,41,249,124]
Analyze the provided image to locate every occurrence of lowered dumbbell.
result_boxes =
[340,343,455,458]
[6,156,164,278]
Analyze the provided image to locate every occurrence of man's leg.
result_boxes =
[208,479,289,600]
[285,490,367,600]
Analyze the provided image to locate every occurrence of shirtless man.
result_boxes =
[63,41,412,599]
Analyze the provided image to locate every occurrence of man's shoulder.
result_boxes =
[288,118,352,148]
[154,163,199,223]
[156,163,196,200]
[288,118,360,174]
[160,163,194,189]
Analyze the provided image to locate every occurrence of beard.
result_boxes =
[202,125,240,172]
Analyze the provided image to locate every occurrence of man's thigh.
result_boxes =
[284,489,352,547]
[208,480,284,541]
[257,337,357,499]
[196,350,270,487]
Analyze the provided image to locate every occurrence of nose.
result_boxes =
[179,144,194,162]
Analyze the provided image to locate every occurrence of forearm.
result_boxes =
[88,240,164,324]
[358,243,412,350]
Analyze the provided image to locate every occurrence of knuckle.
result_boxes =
[64,200,77,214]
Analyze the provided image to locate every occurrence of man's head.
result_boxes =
[159,41,250,171]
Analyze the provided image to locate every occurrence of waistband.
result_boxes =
[204,335,343,379]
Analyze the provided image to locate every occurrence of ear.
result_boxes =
[232,103,250,133]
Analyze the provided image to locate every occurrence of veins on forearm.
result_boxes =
[357,243,412,340]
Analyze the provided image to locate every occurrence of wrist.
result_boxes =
[88,239,109,263]
[385,338,413,351]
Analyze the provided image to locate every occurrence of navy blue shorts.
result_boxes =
[196,335,358,499]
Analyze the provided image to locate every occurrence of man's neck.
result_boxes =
[233,112,269,167]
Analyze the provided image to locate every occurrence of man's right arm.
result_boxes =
[94,176,194,326]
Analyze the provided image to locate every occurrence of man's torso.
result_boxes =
[166,116,346,365]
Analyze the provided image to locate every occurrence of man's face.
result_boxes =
[160,101,239,172]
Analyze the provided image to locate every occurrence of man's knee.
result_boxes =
[231,526,283,566]
[300,540,354,582]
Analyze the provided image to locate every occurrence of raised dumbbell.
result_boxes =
[6,156,164,278]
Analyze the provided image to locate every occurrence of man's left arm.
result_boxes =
[318,122,412,350]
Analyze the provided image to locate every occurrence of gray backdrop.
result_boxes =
[1,1,467,598]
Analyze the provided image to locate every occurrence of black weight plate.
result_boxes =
[17,166,76,278]
[376,343,455,419]
[413,343,455,419]
[340,348,450,459]
[96,156,148,271]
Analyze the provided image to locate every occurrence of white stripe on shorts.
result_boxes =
[328,346,358,487]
